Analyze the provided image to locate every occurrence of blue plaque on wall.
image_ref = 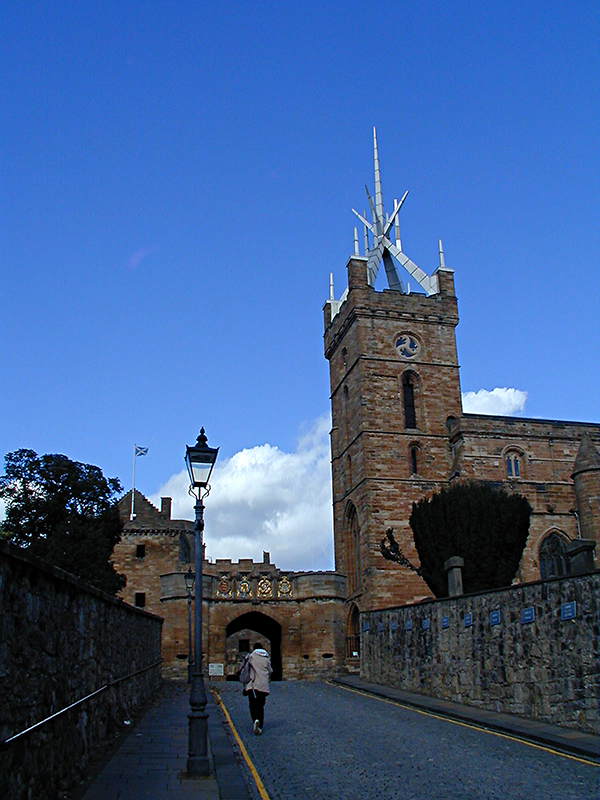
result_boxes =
[464,612,473,628]
[521,607,535,624]
[561,601,577,621]
[442,616,450,629]
[490,610,501,626]
[406,619,413,631]
[422,618,430,630]
[391,620,397,632]
[379,621,384,632]
[363,620,370,632]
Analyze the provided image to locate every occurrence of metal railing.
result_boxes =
[1,658,162,750]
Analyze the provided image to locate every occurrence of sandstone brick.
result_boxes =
[114,492,347,679]
[324,254,600,660]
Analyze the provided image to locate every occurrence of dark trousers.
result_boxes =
[247,690,268,727]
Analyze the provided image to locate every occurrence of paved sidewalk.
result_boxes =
[331,675,600,762]
[80,681,251,800]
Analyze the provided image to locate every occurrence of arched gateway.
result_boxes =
[111,501,348,680]
[226,611,283,680]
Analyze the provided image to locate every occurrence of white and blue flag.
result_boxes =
[130,445,149,520]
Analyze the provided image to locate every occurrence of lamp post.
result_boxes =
[184,427,219,777]
[184,567,195,684]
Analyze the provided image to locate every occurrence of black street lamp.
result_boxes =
[184,567,195,684]
[184,427,219,777]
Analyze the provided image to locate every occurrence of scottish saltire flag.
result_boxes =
[135,445,148,457]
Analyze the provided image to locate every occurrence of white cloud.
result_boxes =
[462,387,528,416]
[150,415,334,572]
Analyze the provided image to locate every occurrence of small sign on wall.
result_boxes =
[464,612,473,628]
[490,610,502,626]
[406,619,413,631]
[208,663,224,676]
[521,607,535,625]
[441,616,450,629]
[422,618,430,630]
[561,601,577,621]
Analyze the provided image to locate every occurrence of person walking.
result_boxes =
[243,642,272,735]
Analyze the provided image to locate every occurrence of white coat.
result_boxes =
[246,648,272,694]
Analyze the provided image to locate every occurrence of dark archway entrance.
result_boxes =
[226,611,283,680]
[346,603,360,659]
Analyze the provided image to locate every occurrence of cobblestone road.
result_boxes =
[214,681,599,800]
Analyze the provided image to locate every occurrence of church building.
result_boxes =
[324,129,600,653]
[113,130,599,677]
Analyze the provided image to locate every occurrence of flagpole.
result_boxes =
[131,444,137,521]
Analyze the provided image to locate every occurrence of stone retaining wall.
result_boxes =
[0,540,163,800]
[361,570,600,734]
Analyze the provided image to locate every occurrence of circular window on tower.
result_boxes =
[395,333,420,359]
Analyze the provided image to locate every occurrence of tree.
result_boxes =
[381,481,532,597]
[0,449,126,595]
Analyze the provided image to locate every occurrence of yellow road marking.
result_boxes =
[327,681,600,768]
[212,689,271,800]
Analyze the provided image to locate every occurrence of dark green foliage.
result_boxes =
[381,481,532,597]
[0,449,126,595]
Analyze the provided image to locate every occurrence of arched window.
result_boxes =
[345,503,361,595]
[409,444,419,475]
[342,347,348,369]
[402,372,417,429]
[346,454,352,488]
[539,533,569,580]
[507,453,520,477]
[505,449,524,478]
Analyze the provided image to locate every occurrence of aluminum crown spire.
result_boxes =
[352,128,439,296]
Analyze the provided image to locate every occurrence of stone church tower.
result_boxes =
[324,130,462,625]
[324,256,461,613]
[324,130,600,657]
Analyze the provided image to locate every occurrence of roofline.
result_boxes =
[460,413,600,429]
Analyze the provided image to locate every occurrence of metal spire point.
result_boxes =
[351,129,439,296]
[394,199,402,249]
[438,239,446,269]
[373,128,384,231]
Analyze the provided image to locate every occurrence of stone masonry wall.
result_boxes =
[361,570,600,734]
[160,567,347,680]
[448,414,600,582]
[0,540,163,800]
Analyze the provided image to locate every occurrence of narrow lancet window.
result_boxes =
[403,373,417,429]
[410,446,418,475]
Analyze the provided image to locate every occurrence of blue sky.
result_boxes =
[2,2,599,568]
